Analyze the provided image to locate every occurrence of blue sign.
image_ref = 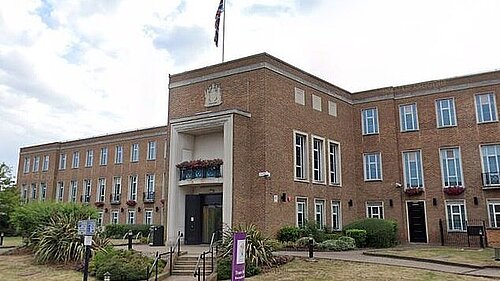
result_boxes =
[78,220,96,236]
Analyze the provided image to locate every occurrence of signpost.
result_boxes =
[231,232,246,281]
[78,219,96,281]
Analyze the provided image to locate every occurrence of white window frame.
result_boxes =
[363,152,382,181]
[294,131,308,181]
[58,153,66,170]
[480,144,500,187]
[128,210,136,224]
[328,140,341,186]
[146,174,155,197]
[403,150,424,188]
[97,212,103,226]
[113,176,122,201]
[314,199,325,229]
[33,156,40,172]
[100,147,108,166]
[296,197,308,228]
[475,93,498,123]
[488,200,500,228]
[83,179,92,203]
[131,143,139,162]
[30,183,37,200]
[57,181,64,202]
[72,151,80,169]
[23,157,30,173]
[435,98,457,128]
[21,184,27,203]
[145,209,153,225]
[97,178,106,202]
[312,136,326,183]
[445,200,467,232]
[362,107,379,135]
[86,150,93,167]
[70,180,78,202]
[129,175,138,201]
[40,182,47,201]
[115,145,123,164]
[366,201,384,219]
[111,211,119,224]
[331,200,342,231]
[42,155,49,171]
[440,147,463,188]
[400,103,419,132]
[147,141,156,160]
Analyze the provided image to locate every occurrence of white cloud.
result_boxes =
[1,0,500,174]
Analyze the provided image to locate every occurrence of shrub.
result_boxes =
[216,257,261,280]
[345,229,367,248]
[103,224,151,239]
[219,224,275,267]
[299,221,326,242]
[295,236,316,247]
[11,201,96,244]
[276,226,301,242]
[323,233,341,241]
[318,238,355,251]
[90,247,164,281]
[267,239,283,251]
[344,219,397,248]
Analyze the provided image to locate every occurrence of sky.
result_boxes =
[1,0,500,177]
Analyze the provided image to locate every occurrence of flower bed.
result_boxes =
[443,186,465,195]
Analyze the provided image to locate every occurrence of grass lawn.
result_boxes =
[0,236,23,248]
[0,254,95,281]
[248,258,491,281]
[374,247,499,267]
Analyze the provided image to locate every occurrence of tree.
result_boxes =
[0,163,19,235]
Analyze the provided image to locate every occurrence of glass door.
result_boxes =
[202,204,222,244]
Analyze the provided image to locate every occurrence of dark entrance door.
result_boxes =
[407,201,427,243]
[185,195,201,244]
[185,193,222,244]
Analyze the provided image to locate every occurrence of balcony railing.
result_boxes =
[179,165,222,181]
[110,193,121,205]
[482,172,500,187]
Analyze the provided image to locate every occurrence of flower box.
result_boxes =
[405,187,424,196]
[443,186,465,196]
[177,159,223,181]
[94,201,104,207]
[126,200,137,207]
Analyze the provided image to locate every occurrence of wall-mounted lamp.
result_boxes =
[138,207,141,212]
[348,199,353,207]
[104,208,108,213]
[120,208,124,213]
[432,198,437,206]
[155,206,160,212]
[389,199,393,207]
[474,197,479,205]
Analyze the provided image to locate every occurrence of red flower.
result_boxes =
[443,186,465,196]
[94,201,104,207]
[126,200,137,207]
[405,187,424,196]
[176,158,223,169]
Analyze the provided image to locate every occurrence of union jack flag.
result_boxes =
[214,0,224,47]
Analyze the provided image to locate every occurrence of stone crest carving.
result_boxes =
[204,83,222,107]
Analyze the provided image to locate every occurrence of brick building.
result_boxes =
[17,53,500,245]
[17,126,167,227]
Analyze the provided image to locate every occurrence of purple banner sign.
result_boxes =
[231,232,246,281]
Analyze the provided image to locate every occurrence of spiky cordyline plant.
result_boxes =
[219,224,275,267]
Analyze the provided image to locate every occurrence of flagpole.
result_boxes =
[222,0,226,62]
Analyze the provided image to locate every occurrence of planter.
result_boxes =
[94,201,104,207]
[178,159,223,181]
[126,200,137,207]
[443,186,465,196]
[405,187,424,196]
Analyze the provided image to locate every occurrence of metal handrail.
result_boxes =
[146,231,182,281]
[193,232,218,281]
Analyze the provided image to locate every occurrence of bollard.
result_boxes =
[0,232,4,246]
[104,272,111,281]
[308,237,314,258]
[128,230,133,250]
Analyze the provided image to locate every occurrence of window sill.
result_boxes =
[400,129,419,133]
[437,125,457,129]
[362,132,379,136]
[329,183,342,187]
[364,179,383,182]
[477,120,499,125]
[447,230,467,233]
[312,181,327,186]
[294,178,309,183]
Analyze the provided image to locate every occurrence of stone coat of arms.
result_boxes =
[204,83,222,107]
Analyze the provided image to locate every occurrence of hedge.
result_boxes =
[344,219,397,248]
[103,224,152,239]
[345,229,367,248]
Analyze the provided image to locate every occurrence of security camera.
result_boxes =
[258,171,271,178]
[395,182,402,188]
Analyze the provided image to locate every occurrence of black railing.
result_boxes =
[482,172,500,186]
[194,232,218,281]
[179,165,222,181]
[146,231,182,281]
[144,191,155,203]
[110,193,121,204]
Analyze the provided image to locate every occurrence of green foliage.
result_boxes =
[317,237,356,251]
[267,239,283,251]
[295,236,316,247]
[220,224,275,268]
[216,257,261,280]
[345,229,367,248]
[277,226,301,242]
[103,224,151,239]
[90,247,163,281]
[0,163,19,236]
[299,221,326,242]
[11,201,96,243]
[323,233,342,241]
[344,219,398,248]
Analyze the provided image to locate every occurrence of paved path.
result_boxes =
[274,250,500,279]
